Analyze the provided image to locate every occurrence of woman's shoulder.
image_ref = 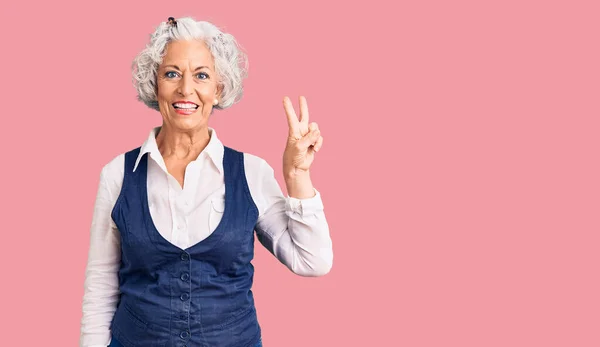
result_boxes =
[98,151,129,195]
[101,152,126,177]
[238,151,279,209]
[241,151,274,174]
[98,144,146,197]
[100,146,143,177]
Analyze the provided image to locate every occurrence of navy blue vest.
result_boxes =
[110,146,261,347]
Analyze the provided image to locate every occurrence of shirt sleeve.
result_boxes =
[249,157,333,276]
[80,166,121,347]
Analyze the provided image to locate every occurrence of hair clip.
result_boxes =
[167,17,177,28]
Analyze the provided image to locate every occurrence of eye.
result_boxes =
[165,71,179,78]
[196,72,209,80]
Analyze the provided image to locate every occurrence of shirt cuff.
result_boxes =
[285,188,324,216]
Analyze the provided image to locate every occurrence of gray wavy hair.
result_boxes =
[132,17,248,111]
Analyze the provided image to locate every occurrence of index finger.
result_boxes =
[283,96,300,137]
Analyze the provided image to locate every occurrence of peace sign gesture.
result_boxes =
[282,96,323,176]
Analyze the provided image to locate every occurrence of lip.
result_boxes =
[173,106,197,116]
[172,100,199,116]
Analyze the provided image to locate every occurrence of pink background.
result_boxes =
[1,0,599,346]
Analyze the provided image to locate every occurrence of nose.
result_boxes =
[177,73,194,96]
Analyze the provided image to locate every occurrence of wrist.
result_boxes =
[284,169,314,199]
[284,167,310,181]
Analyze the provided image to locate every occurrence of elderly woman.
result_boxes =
[80,17,333,347]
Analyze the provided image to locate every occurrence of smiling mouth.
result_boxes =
[172,103,199,110]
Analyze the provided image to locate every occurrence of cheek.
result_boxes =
[197,87,217,104]
[156,83,173,101]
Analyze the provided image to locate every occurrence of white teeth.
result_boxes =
[173,103,198,109]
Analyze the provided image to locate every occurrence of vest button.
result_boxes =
[180,330,190,339]
[180,293,190,301]
[181,273,190,281]
[181,253,189,261]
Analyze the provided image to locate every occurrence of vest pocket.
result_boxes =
[201,306,260,345]
[123,303,148,328]
[111,303,149,345]
[209,197,226,231]
[217,305,254,330]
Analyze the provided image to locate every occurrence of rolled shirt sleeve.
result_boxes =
[249,157,333,276]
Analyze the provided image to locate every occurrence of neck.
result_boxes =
[155,124,211,161]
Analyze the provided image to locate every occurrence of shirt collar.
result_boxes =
[133,126,224,174]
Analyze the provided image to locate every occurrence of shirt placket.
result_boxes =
[167,176,187,249]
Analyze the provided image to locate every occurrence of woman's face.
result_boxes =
[156,40,221,131]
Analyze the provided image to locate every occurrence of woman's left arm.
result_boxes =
[249,96,332,276]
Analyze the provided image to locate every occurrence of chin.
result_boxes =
[173,115,207,129]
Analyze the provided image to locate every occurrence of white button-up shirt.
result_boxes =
[80,126,333,347]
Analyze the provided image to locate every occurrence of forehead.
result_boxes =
[161,40,214,69]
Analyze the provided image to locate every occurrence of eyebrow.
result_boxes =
[163,65,210,71]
